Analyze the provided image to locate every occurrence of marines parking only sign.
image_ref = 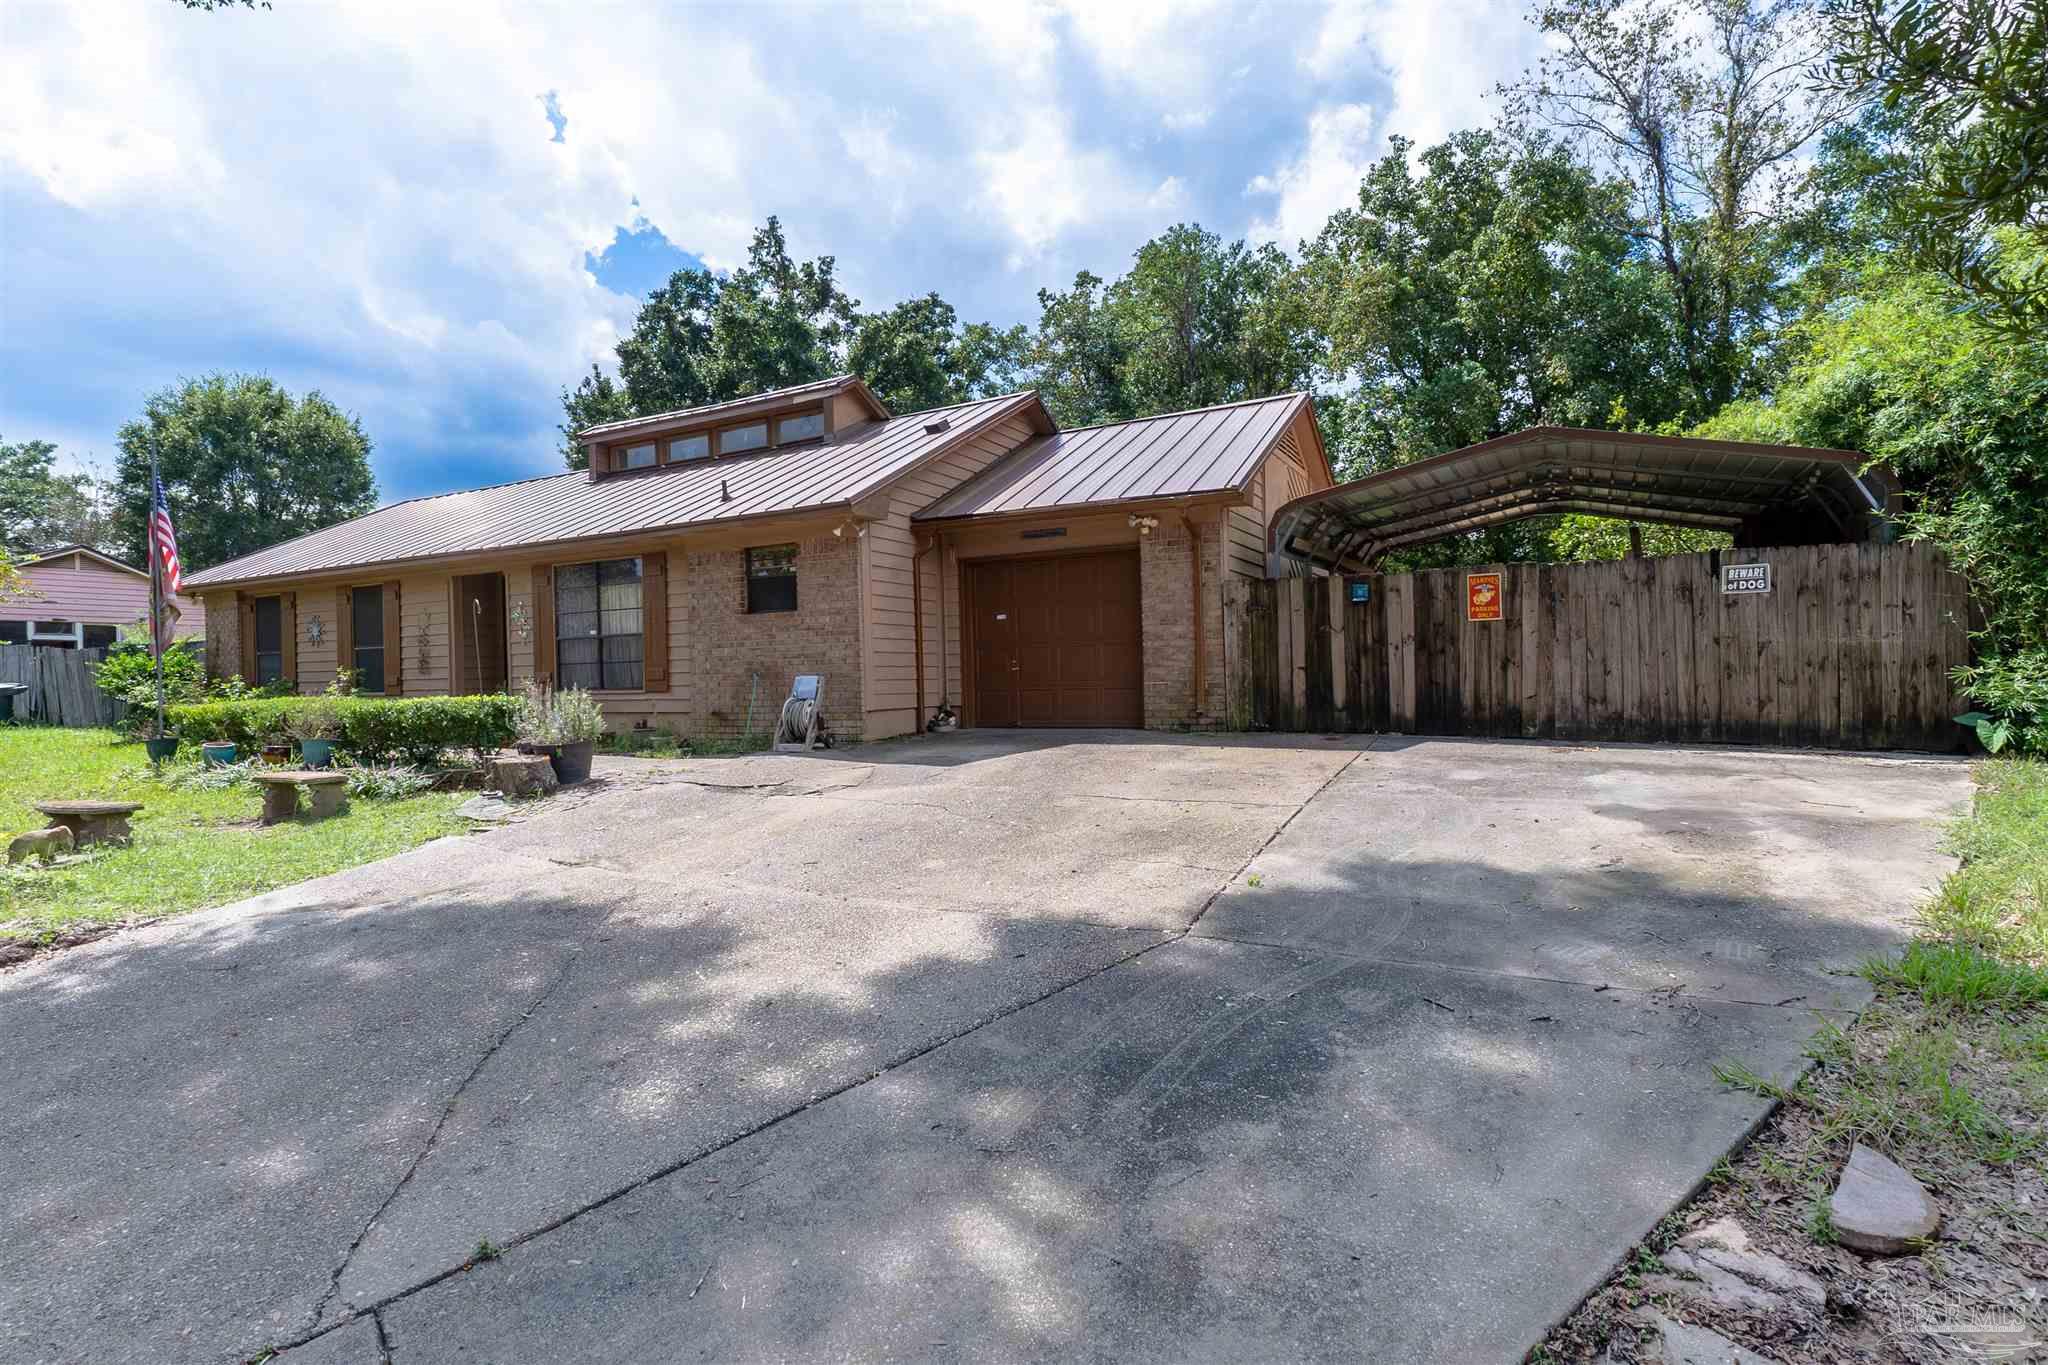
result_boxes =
[1466,571,1503,621]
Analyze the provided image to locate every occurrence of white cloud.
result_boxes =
[1300,0,1542,149]
[1246,102,1377,249]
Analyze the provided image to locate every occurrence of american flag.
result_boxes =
[150,474,183,654]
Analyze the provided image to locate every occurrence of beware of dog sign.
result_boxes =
[1722,562,1772,594]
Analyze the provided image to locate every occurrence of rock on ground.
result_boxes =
[1829,1141,1940,1255]
[1657,1216,1825,1318]
[1640,1311,1781,1365]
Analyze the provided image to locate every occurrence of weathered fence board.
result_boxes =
[0,645,126,728]
[1225,542,1970,752]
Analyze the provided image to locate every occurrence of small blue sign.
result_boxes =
[1348,580,1371,604]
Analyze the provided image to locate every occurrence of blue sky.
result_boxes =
[0,1,1541,506]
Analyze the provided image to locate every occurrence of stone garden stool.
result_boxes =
[253,772,350,825]
[33,800,144,848]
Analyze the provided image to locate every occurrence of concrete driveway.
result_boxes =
[0,733,1968,1364]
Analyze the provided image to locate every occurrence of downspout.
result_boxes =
[1181,514,1205,722]
[913,531,932,727]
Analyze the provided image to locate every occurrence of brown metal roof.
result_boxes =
[573,374,883,441]
[1268,427,1899,572]
[186,390,1045,588]
[914,391,1312,522]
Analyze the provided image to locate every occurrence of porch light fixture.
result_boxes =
[1129,514,1159,535]
[832,519,867,540]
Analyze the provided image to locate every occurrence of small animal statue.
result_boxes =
[7,826,74,865]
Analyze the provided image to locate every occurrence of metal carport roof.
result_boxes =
[1267,428,1899,573]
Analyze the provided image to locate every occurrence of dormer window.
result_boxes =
[719,422,769,454]
[776,411,824,444]
[667,433,710,463]
[617,441,656,471]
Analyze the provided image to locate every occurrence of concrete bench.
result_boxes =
[33,800,143,848]
[253,772,349,825]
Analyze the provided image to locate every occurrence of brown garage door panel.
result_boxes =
[968,550,1142,728]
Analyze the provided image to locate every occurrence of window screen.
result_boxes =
[351,587,386,693]
[0,621,24,644]
[667,433,710,463]
[746,544,798,614]
[252,596,284,685]
[618,442,656,470]
[719,422,768,454]
[556,557,643,690]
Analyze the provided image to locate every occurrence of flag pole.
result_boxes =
[149,440,166,742]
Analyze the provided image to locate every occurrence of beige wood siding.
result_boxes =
[861,413,1040,739]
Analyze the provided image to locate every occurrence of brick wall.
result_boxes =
[203,592,239,680]
[685,531,864,742]
[1139,519,1226,730]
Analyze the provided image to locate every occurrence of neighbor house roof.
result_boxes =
[915,391,1316,522]
[573,374,886,442]
[23,545,147,578]
[186,390,1047,588]
[1267,427,1900,571]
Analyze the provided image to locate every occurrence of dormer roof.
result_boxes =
[574,374,888,444]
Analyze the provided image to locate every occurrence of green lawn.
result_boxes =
[0,726,470,940]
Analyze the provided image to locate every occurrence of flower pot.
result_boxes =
[261,744,292,766]
[201,741,239,768]
[144,735,181,764]
[551,739,594,785]
[299,738,336,768]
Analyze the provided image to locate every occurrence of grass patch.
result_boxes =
[1919,756,2048,966]
[1864,940,2048,1009]
[0,726,468,940]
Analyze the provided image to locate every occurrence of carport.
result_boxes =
[1229,428,1969,750]
[1265,427,1900,575]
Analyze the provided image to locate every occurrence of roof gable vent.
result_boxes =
[923,417,951,435]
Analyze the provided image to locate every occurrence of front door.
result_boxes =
[965,550,1142,728]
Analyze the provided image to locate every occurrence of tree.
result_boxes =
[1820,0,2048,333]
[1024,271,1136,428]
[0,548,27,601]
[1105,224,1317,416]
[846,294,1028,414]
[1300,131,1683,480]
[112,374,378,572]
[0,438,115,555]
[1503,0,1858,408]
[1704,258,2048,748]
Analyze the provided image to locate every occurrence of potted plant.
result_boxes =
[138,716,180,764]
[201,739,239,767]
[515,682,604,784]
[292,695,343,768]
[259,712,293,765]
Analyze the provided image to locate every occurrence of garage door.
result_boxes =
[967,550,1142,727]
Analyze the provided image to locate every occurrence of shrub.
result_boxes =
[514,682,606,745]
[344,764,436,800]
[91,640,208,715]
[166,694,519,764]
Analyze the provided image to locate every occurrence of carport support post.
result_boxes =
[912,532,933,727]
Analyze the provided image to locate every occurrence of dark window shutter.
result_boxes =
[238,594,257,682]
[642,551,669,692]
[336,586,354,688]
[382,581,403,694]
[533,566,556,686]
[281,593,299,690]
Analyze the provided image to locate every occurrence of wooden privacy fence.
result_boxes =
[0,646,127,728]
[1224,542,1972,752]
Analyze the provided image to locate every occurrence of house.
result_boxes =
[0,544,207,649]
[181,377,1331,739]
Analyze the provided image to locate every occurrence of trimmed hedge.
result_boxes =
[166,694,520,764]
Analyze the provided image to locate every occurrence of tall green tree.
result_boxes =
[112,374,377,572]
[1022,271,1136,429]
[1503,0,1857,408]
[1819,0,2048,334]
[1,438,115,555]
[1300,131,1682,479]
[845,294,1028,414]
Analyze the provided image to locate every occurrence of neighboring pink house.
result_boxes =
[0,545,207,649]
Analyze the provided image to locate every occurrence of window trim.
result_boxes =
[716,420,770,456]
[27,619,83,647]
[554,555,646,692]
[615,440,658,472]
[744,544,799,615]
[664,432,711,464]
[773,410,825,446]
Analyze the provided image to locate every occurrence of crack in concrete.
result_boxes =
[257,741,1374,1361]
[301,932,595,1339]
